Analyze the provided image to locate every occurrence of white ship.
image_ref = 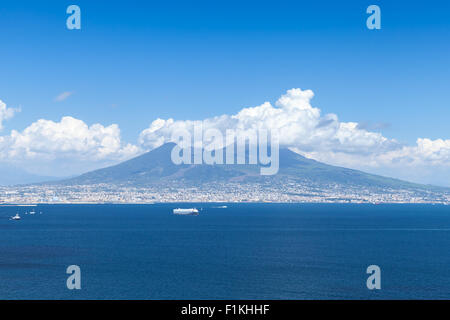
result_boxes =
[173,208,199,215]
[11,213,21,220]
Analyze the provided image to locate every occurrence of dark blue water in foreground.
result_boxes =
[0,203,449,299]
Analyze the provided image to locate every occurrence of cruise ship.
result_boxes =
[173,208,199,215]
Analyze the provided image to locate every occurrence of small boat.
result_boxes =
[11,213,21,220]
[173,208,199,215]
[29,210,36,215]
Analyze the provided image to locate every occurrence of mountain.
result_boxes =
[55,143,446,193]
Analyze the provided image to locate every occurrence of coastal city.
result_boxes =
[1,180,449,204]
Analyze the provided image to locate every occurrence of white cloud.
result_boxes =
[54,91,73,102]
[0,100,19,131]
[1,116,139,161]
[0,116,140,176]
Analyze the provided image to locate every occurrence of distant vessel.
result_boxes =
[11,213,21,220]
[173,208,199,215]
[29,210,36,215]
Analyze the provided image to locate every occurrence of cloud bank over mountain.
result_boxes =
[139,89,450,183]
[0,89,449,185]
[140,89,399,155]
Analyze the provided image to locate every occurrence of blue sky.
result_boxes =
[0,0,449,184]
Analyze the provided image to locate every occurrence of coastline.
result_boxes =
[1,201,449,205]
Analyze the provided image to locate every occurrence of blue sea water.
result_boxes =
[0,203,449,300]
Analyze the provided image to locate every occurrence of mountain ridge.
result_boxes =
[52,143,448,193]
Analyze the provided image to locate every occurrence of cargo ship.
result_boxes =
[173,208,199,215]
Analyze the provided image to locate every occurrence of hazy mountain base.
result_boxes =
[0,163,60,186]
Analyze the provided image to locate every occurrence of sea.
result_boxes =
[0,203,449,299]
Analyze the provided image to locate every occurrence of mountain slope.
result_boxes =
[55,143,446,192]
